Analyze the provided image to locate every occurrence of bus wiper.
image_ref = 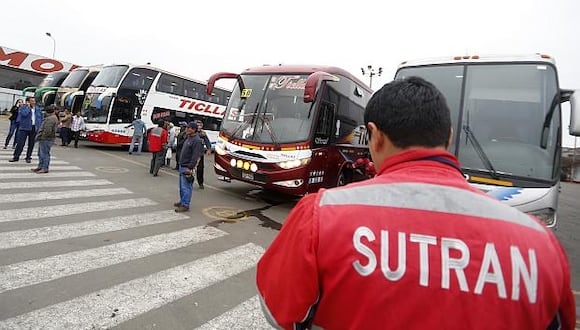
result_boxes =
[231,103,260,138]
[539,93,561,149]
[258,112,279,147]
[463,110,499,179]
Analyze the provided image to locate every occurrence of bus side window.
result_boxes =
[316,102,336,136]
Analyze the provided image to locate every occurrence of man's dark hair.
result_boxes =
[45,104,58,113]
[26,96,35,103]
[364,76,451,148]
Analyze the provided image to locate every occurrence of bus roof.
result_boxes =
[242,64,372,93]
[398,54,557,69]
[102,63,231,92]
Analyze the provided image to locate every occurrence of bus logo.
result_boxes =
[241,89,252,98]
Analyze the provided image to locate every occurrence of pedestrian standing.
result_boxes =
[70,110,86,148]
[174,121,204,212]
[256,77,576,330]
[3,99,23,149]
[32,105,58,174]
[9,96,43,163]
[165,121,176,168]
[59,109,72,146]
[147,120,168,177]
[126,116,146,155]
[195,120,212,189]
[174,121,188,170]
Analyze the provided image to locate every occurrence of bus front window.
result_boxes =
[459,64,560,181]
[83,94,111,123]
[60,70,89,88]
[222,75,314,144]
[91,66,128,88]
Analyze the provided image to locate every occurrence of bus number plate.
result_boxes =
[241,171,254,180]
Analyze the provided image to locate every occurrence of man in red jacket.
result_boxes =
[256,77,575,330]
[147,120,168,177]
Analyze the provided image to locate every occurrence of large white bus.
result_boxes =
[82,64,231,146]
[395,54,580,227]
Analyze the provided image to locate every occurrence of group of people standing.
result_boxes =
[4,97,86,173]
[126,117,211,213]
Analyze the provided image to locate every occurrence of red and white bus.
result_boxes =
[82,64,231,146]
[206,65,374,196]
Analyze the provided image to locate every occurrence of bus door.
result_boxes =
[308,100,336,191]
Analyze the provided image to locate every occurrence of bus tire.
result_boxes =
[337,170,349,187]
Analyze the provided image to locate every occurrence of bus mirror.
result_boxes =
[569,90,580,136]
[207,72,242,96]
[304,71,340,103]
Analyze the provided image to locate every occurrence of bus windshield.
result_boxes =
[221,74,314,144]
[396,63,560,181]
[60,69,89,88]
[38,72,69,88]
[83,93,112,123]
[91,65,128,88]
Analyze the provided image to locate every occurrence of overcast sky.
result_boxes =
[3,0,579,146]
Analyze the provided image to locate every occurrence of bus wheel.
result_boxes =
[337,171,348,187]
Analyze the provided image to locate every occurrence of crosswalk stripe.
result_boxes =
[0,198,157,223]
[0,160,69,165]
[0,243,264,329]
[0,210,190,250]
[0,171,96,179]
[0,179,113,190]
[0,225,229,293]
[0,155,39,159]
[0,188,132,204]
[194,295,274,330]
[0,165,81,171]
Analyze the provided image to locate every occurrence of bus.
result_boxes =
[82,64,231,147]
[395,54,580,227]
[206,65,374,196]
[54,66,102,114]
[22,71,70,107]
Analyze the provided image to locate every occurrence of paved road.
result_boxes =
[0,118,578,329]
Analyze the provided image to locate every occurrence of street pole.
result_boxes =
[361,65,382,89]
[45,32,56,58]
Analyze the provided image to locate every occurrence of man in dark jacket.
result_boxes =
[174,121,204,212]
[32,105,58,174]
[10,97,43,163]
[174,121,188,170]
[195,120,212,189]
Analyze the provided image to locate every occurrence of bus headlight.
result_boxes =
[250,163,258,172]
[528,208,556,227]
[277,158,311,169]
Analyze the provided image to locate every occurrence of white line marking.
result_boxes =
[195,295,274,330]
[0,225,228,293]
[0,188,132,204]
[0,179,113,190]
[0,243,264,329]
[0,166,81,171]
[0,160,69,165]
[0,198,157,223]
[0,155,38,159]
[0,210,189,250]
[0,171,96,179]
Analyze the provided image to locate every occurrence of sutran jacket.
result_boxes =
[257,148,575,330]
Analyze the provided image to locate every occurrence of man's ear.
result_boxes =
[446,128,453,149]
[367,122,384,150]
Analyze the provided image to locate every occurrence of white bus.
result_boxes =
[82,64,231,146]
[395,54,580,227]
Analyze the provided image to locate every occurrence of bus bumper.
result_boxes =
[214,153,309,196]
[87,131,132,145]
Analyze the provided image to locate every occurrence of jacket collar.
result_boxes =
[377,148,461,176]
